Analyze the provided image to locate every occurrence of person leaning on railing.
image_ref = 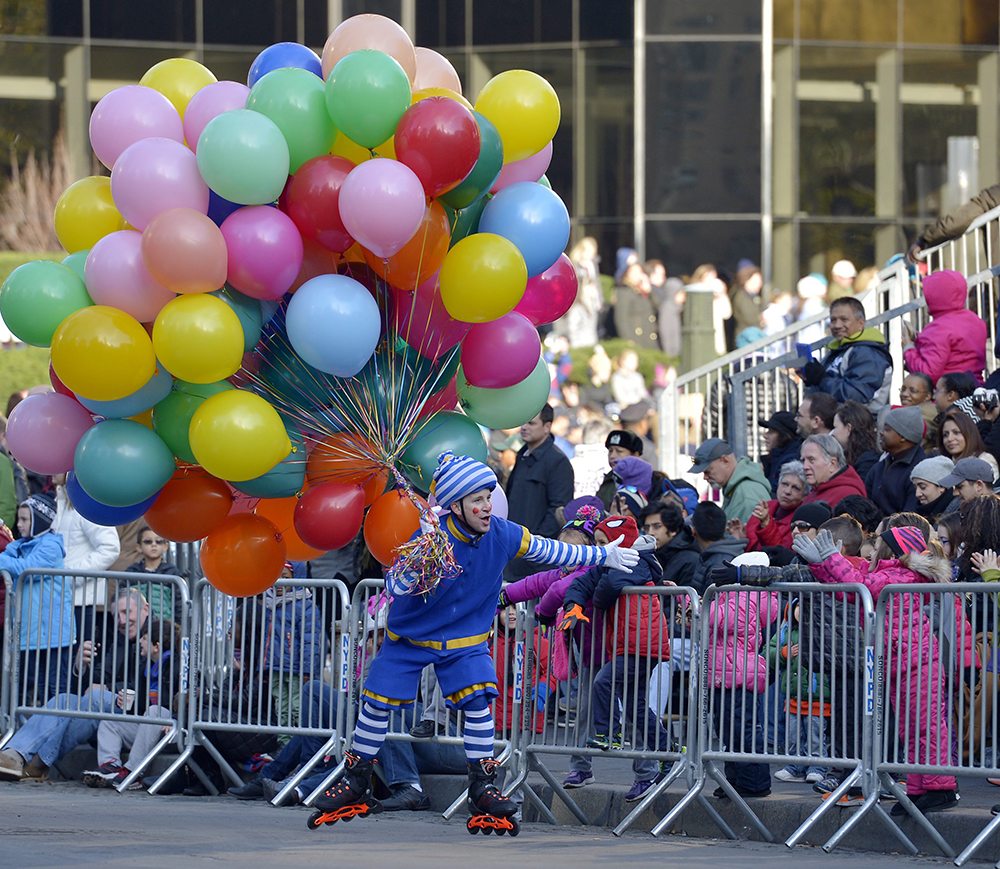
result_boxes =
[906,183,1000,265]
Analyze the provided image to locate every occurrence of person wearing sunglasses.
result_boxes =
[124,527,183,622]
[788,502,832,544]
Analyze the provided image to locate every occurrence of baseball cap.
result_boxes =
[938,456,995,488]
[689,438,734,473]
[831,259,857,279]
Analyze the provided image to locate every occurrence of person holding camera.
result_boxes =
[970,386,1000,473]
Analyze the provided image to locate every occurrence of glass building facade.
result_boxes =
[1,0,999,293]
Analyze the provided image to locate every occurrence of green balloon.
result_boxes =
[152,380,233,464]
[74,419,176,507]
[324,49,411,149]
[247,68,338,174]
[457,357,550,429]
[61,249,89,281]
[196,109,290,205]
[400,410,488,492]
[212,285,263,353]
[438,111,503,210]
[0,260,93,347]
[231,420,305,498]
[446,195,488,249]
[537,174,552,190]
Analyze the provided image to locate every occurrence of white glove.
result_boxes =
[386,570,418,597]
[419,507,443,536]
[603,537,640,573]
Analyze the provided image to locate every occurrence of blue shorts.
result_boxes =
[361,637,498,711]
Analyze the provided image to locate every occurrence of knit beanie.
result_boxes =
[909,455,955,486]
[595,515,640,549]
[880,526,926,557]
[430,450,497,509]
[791,500,832,529]
[612,456,653,495]
[883,405,925,445]
[22,492,56,539]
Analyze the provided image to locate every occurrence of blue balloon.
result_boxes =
[66,471,160,526]
[478,181,571,278]
[260,297,281,325]
[285,275,381,377]
[212,285,263,353]
[207,189,243,226]
[248,42,323,88]
[74,419,176,507]
[75,365,173,418]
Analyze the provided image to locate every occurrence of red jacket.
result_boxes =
[493,627,552,734]
[605,580,669,661]
[745,501,794,550]
[802,465,867,509]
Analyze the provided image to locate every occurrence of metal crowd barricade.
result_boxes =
[0,569,191,793]
[517,585,698,835]
[0,571,12,738]
[189,576,351,802]
[918,203,1000,284]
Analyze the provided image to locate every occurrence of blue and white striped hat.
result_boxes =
[431,450,497,508]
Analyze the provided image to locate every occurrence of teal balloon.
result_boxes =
[196,109,290,205]
[0,260,93,346]
[446,195,488,249]
[246,68,337,173]
[212,285,263,352]
[438,111,503,210]
[537,174,552,190]
[152,380,232,463]
[457,357,550,429]
[230,420,305,498]
[400,410,488,492]
[74,419,176,507]
[77,364,173,418]
[257,340,332,409]
[61,249,89,281]
[324,50,412,149]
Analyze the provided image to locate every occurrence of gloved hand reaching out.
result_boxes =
[557,604,590,631]
[603,537,639,573]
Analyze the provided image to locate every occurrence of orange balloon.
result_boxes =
[141,207,228,294]
[289,239,341,293]
[145,466,233,542]
[364,489,423,565]
[307,431,387,501]
[255,490,326,561]
[362,200,450,292]
[200,513,286,597]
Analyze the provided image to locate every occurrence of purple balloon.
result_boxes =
[491,484,508,520]
[490,140,552,195]
[110,137,210,230]
[338,160,426,259]
[85,231,176,322]
[89,85,184,171]
[183,81,251,151]
[461,311,541,389]
[221,206,304,300]
[7,393,95,475]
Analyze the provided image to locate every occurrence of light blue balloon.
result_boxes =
[478,181,571,278]
[212,285,263,352]
[61,249,89,281]
[285,274,381,377]
[75,364,173,418]
[74,419,176,507]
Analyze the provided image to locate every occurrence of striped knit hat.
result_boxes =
[879,526,926,557]
[430,450,497,509]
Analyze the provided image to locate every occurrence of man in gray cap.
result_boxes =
[938,456,996,503]
[864,405,926,515]
[689,437,771,524]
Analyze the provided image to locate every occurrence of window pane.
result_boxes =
[798,221,880,279]
[203,0,300,46]
[798,0,896,43]
[904,0,999,46]
[89,0,195,42]
[648,0,761,36]
[415,0,465,48]
[472,0,571,46]
[645,42,761,215]
[580,0,631,41]
[646,220,761,280]
[343,0,402,21]
[46,0,84,37]
[2,1,51,36]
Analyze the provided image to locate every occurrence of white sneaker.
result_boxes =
[805,772,825,784]
[774,768,806,783]
[0,750,24,781]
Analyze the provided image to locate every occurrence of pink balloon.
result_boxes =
[393,271,471,361]
[490,483,508,520]
[514,253,578,326]
[85,230,176,322]
[89,85,184,171]
[461,311,541,389]
[110,137,210,230]
[221,206,304,300]
[413,47,462,93]
[491,141,552,194]
[183,81,251,150]
[338,160,426,259]
[7,393,95,475]
[321,14,417,82]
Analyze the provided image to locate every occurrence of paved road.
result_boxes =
[0,781,958,869]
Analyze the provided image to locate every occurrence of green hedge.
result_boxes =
[568,338,677,390]
[0,250,63,286]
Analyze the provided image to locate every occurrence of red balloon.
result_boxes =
[514,253,579,326]
[461,311,541,389]
[417,375,458,419]
[49,362,77,399]
[293,481,365,551]
[199,513,286,597]
[394,97,481,197]
[392,270,470,361]
[286,155,356,253]
[145,466,233,542]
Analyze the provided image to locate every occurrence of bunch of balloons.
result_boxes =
[0,14,580,598]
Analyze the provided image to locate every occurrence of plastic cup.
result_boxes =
[123,689,136,711]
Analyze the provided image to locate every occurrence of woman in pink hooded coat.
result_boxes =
[903,269,987,385]
[794,514,958,813]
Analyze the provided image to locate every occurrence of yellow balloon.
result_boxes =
[129,408,155,430]
[54,176,127,254]
[51,306,156,401]
[439,233,527,323]
[331,131,395,163]
[475,70,560,163]
[140,58,217,118]
[152,294,244,384]
[411,87,474,111]
[189,390,292,481]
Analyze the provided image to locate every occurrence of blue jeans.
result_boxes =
[8,689,115,767]
[592,655,671,754]
[711,687,770,793]
[783,711,828,778]
[261,681,338,781]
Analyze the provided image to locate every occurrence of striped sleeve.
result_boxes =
[523,535,608,569]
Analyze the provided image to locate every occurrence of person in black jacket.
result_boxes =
[759,412,803,497]
[124,526,185,623]
[640,501,702,591]
[865,405,926,515]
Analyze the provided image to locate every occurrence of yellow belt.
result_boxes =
[386,629,490,651]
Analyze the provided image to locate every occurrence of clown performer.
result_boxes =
[308,451,640,835]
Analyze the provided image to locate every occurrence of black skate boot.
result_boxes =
[307,750,383,830]
[465,758,519,836]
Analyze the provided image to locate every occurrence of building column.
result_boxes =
[875,49,900,268]
[772,44,796,294]
[327,0,343,33]
[978,52,999,190]
[63,45,89,182]
[633,0,646,260]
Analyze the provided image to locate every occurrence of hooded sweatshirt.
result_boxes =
[814,327,893,414]
[722,458,772,525]
[903,271,987,385]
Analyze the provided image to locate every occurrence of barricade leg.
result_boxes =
[704,759,775,843]
[953,812,1000,867]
